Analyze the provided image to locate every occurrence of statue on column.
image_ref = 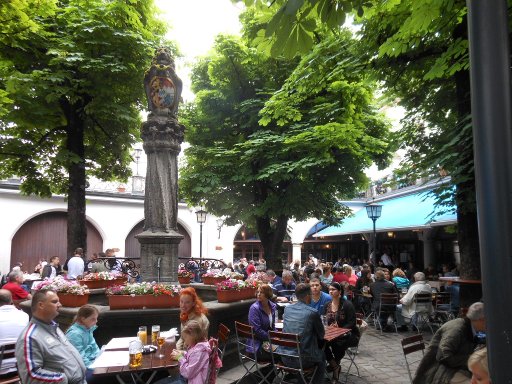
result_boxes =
[141,47,185,233]
[137,47,184,282]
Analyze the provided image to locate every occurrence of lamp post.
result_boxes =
[366,203,382,263]
[195,208,207,273]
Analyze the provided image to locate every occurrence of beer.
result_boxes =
[129,351,142,368]
[138,330,147,345]
[157,336,165,347]
[151,325,160,345]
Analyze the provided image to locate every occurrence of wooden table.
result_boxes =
[93,337,178,384]
[323,326,351,342]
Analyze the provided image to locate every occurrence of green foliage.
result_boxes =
[0,0,168,196]
[180,32,392,233]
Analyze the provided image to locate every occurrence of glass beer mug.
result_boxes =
[129,340,143,368]
[138,326,147,345]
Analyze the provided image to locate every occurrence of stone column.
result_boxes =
[136,48,184,282]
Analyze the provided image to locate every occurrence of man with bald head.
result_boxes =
[0,289,29,379]
[16,289,86,384]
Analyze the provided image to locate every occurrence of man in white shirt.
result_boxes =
[0,289,29,378]
[67,248,85,279]
[396,272,432,331]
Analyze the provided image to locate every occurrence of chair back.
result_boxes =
[216,323,230,361]
[268,330,318,383]
[379,293,398,313]
[0,342,19,384]
[401,334,425,383]
[414,293,433,314]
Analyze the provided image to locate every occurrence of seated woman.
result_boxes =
[468,347,490,384]
[154,320,211,384]
[392,268,411,290]
[65,304,101,383]
[247,284,276,360]
[176,287,209,351]
[324,282,360,381]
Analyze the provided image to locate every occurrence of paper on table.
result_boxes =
[275,322,284,329]
[104,337,136,350]
[89,351,129,368]
[160,328,178,338]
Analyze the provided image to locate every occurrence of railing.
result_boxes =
[178,257,228,282]
[87,257,140,278]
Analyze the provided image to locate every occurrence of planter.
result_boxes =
[202,276,227,285]
[178,276,192,285]
[217,288,257,303]
[78,278,127,289]
[58,293,89,308]
[108,295,180,310]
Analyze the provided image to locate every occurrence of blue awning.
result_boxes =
[314,191,457,237]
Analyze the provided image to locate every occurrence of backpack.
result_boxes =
[206,338,222,384]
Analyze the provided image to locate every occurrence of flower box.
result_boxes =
[58,293,89,307]
[217,288,257,303]
[178,276,192,284]
[78,277,127,289]
[202,276,227,285]
[108,294,180,309]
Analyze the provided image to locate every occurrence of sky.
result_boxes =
[154,0,244,101]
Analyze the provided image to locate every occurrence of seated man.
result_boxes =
[0,289,29,379]
[414,302,485,384]
[2,270,32,304]
[370,269,398,331]
[273,270,296,302]
[280,283,326,383]
[396,272,432,331]
[16,289,86,384]
[308,276,332,315]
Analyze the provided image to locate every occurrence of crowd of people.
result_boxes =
[0,251,490,384]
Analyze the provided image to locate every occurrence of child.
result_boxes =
[65,304,101,382]
[155,320,211,384]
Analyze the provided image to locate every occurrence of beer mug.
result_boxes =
[138,326,147,345]
[151,325,160,345]
[129,340,143,368]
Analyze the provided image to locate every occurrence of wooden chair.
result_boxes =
[375,293,399,333]
[216,323,231,363]
[401,334,425,384]
[412,293,434,334]
[0,342,20,384]
[234,321,273,384]
[268,330,318,384]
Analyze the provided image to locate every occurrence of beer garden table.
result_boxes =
[92,337,178,384]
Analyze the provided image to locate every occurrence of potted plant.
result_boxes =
[78,271,127,289]
[246,271,271,284]
[33,276,90,307]
[177,269,193,284]
[201,270,227,285]
[106,282,181,309]
[215,279,258,303]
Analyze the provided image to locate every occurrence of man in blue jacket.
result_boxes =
[280,283,326,383]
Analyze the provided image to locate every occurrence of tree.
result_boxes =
[242,0,484,278]
[180,30,392,270]
[0,0,168,255]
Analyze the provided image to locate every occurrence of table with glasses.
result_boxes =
[92,337,178,384]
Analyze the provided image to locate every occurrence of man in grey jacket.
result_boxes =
[15,289,86,384]
[280,283,326,383]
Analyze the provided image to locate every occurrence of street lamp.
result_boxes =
[195,208,207,272]
[366,203,382,263]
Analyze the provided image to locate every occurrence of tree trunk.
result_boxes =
[63,99,87,257]
[453,17,481,280]
[256,214,289,272]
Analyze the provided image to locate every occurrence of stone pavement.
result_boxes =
[216,324,433,384]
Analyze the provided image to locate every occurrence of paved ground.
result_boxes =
[216,323,433,384]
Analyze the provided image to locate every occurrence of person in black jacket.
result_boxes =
[41,256,60,279]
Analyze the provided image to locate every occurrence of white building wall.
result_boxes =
[1,187,318,274]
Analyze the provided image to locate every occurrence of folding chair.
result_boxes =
[401,334,425,384]
[340,313,363,382]
[216,323,231,363]
[412,293,434,334]
[0,342,20,384]
[268,330,318,384]
[433,291,456,325]
[375,293,398,333]
[234,321,273,384]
